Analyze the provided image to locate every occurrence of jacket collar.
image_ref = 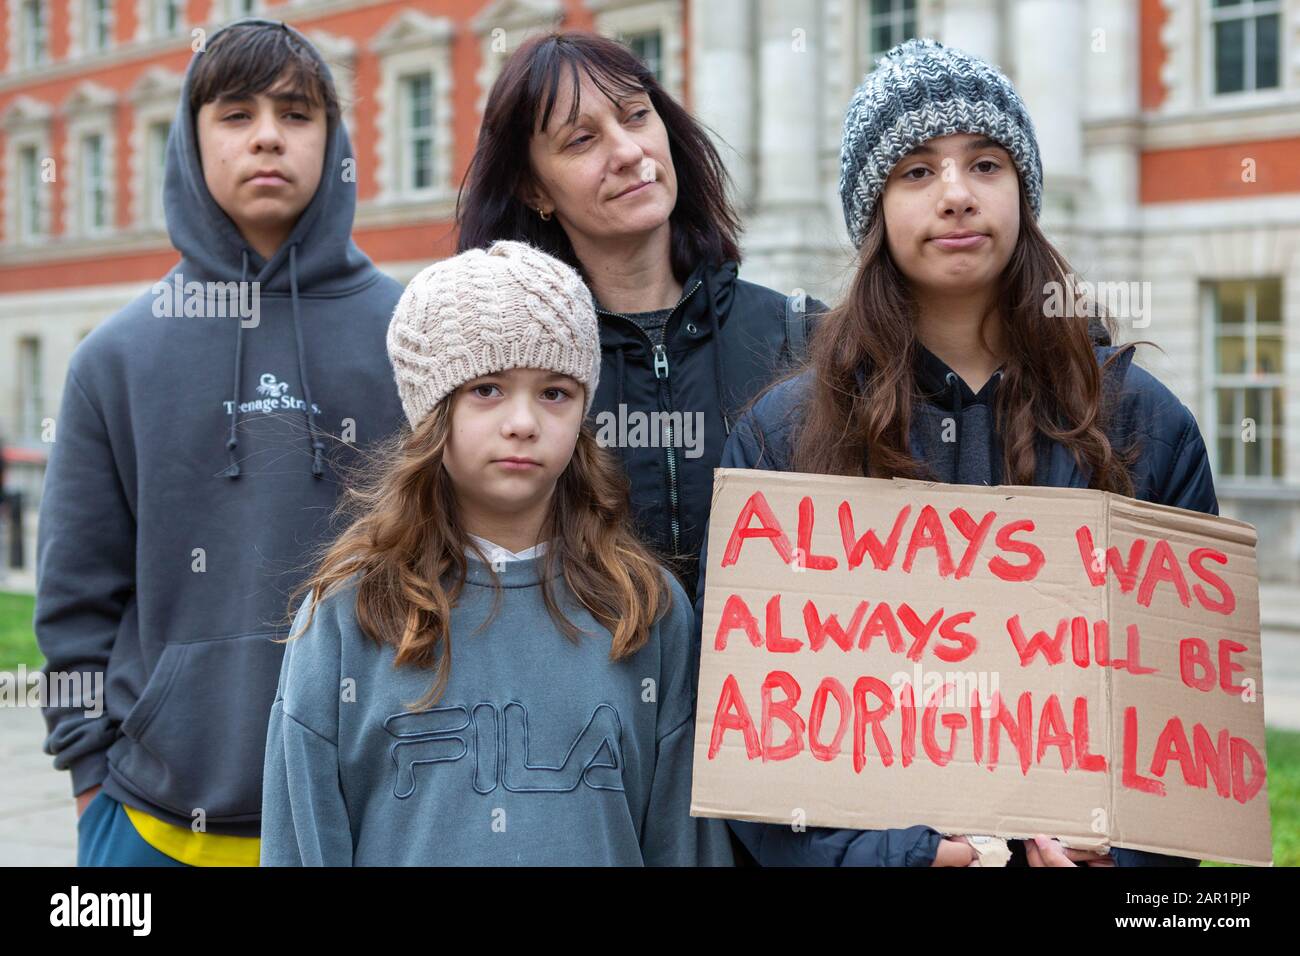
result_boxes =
[852,343,1138,485]
[595,259,735,349]
[853,342,1135,395]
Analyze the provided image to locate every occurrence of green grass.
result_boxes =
[0,584,1295,863]
[1201,727,1300,867]
[0,590,41,671]
[1265,728,1300,866]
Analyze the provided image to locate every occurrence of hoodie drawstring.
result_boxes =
[711,321,731,436]
[988,369,1004,482]
[944,371,962,480]
[224,243,324,479]
[223,249,250,479]
[288,243,325,478]
[615,347,626,410]
[942,368,1005,484]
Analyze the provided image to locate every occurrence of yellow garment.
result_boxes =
[123,803,261,867]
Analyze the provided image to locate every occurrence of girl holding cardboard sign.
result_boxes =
[695,38,1216,867]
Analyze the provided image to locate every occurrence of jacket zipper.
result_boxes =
[594,277,704,557]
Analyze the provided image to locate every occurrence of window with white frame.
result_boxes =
[85,0,113,52]
[79,133,109,234]
[623,29,663,82]
[18,145,44,240]
[304,30,357,139]
[146,120,170,227]
[64,83,117,239]
[20,0,48,68]
[17,336,43,441]
[226,0,259,20]
[3,97,52,242]
[371,11,454,203]
[128,67,182,230]
[590,0,682,98]
[1207,0,1282,96]
[399,73,436,193]
[1206,278,1285,481]
[472,0,563,116]
[863,0,915,65]
[151,0,182,37]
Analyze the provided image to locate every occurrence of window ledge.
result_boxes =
[1217,482,1300,502]
[1201,88,1297,113]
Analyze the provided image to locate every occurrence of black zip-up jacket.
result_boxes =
[590,259,824,597]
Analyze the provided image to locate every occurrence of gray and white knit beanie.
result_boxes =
[387,240,601,431]
[839,37,1044,248]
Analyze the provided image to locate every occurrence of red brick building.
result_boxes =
[2,1,1299,580]
[0,0,683,551]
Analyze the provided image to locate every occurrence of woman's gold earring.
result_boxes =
[538,206,552,222]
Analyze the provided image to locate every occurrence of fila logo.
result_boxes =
[383,701,624,798]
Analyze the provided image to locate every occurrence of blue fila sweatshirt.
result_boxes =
[259,554,735,866]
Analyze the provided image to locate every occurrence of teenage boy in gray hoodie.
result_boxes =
[35,19,406,866]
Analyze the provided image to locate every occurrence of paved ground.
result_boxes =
[0,705,76,865]
[2,582,1298,867]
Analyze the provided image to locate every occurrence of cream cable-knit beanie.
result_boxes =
[387,240,601,430]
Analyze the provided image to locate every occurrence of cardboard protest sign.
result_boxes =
[690,469,1271,866]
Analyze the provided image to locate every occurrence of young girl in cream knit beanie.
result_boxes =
[262,240,734,867]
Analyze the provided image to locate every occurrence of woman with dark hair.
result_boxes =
[456,30,823,598]
[698,39,1212,867]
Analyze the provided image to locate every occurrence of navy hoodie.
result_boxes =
[694,344,1217,866]
[35,19,407,836]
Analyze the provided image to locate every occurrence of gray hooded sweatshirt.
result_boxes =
[260,557,735,866]
[35,19,407,836]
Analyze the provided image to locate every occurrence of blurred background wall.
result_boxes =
[1,0,1297,582]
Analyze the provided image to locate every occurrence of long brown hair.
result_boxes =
[285,397,672,711]
[782,183,1138,494]
[455,30,742,283]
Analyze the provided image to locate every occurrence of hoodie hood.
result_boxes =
[164,18,383,478]
[165,17,373,294]
[852,319,1124,486]
[910,344,1005,485]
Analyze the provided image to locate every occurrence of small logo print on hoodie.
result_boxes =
[223,372,321,416]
